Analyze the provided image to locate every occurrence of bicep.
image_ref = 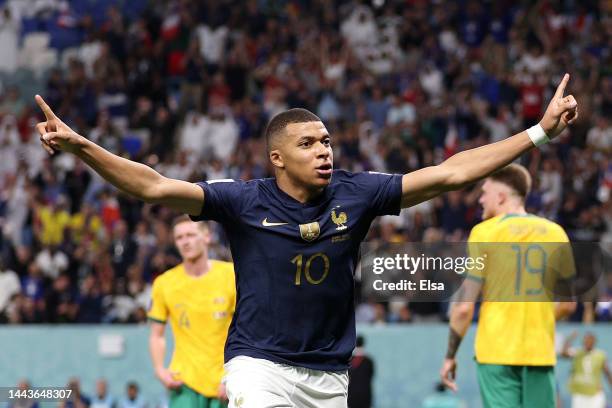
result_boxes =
[149,321,166,338]
[401,165,453,208]
[151,177,204,215]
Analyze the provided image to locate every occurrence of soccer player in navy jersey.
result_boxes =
[34,74,577,408]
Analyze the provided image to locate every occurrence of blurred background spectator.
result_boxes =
[348,335,375,408]
[118,381,147,408]
[90,378,115,408]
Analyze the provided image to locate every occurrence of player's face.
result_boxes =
[278,121,333,189]
[584,334,596,350]
[173,221,210,262]
[478,179,505,219]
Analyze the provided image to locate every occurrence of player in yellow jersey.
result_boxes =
[561,331,612,408]
[148,215,235,408]
[439,164,577,408]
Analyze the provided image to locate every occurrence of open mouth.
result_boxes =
[315,163,333,177]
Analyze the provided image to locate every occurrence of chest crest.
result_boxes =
[331,206,348,231]
[299,222,320,242]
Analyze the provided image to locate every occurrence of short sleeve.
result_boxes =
[190,179,245,223]
[553,243,576,281]
[147,277,168,323]
[358,172,403,216]
[540,225,575,285]
[227,264,236,314]
[466,226,487,282]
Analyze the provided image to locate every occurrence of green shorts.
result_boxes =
[476,363,555,408]
[169,385,227,408]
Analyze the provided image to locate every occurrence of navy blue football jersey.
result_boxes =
[191,170,402,371]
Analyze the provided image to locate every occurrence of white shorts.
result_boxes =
[571,391,605,408]
[223,356,349,408]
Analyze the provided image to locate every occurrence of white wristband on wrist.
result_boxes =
[526,124,550,147]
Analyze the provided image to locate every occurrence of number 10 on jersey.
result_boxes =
[291,253,330,285]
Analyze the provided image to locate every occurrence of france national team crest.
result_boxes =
[299,222,320,242]
[331,206,348,231]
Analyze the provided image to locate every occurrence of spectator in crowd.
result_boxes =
[0,257,20,322]
[117,382,146,408]
[348,335,375,408]
[76,274,104,323]
[44,272,78,323]
[60,377,91,408]
[91,378,116,408]
[8,379,39,408]
[561,331,612,408]
[0,8,19,74]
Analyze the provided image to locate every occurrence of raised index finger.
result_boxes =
[35,94,56,120]
[554,73,570,99]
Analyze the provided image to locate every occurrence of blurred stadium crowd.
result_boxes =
[0,0,610,325]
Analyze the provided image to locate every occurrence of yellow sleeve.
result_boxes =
[466,225,487,282]
[556,227,575,280]
[227,264,236,314]
[147,276,168,323]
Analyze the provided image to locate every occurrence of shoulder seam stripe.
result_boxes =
[206,179,235,184]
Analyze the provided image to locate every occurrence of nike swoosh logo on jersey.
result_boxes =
[262,218,289,227]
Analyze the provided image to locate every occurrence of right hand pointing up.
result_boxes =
[34,95,85,155]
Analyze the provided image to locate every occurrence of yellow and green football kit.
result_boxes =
[467,213,574,408]
[148,261,235,407]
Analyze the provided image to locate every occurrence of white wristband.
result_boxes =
[526,124,550,147]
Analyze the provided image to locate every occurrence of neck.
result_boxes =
[276,172,324,203]
[496,202,527,217]
[184,251,209,277]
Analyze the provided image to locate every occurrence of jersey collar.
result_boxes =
[269,178,334,208]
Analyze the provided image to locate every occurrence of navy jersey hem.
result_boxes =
[388,173,403,216]
[226,349,350,373]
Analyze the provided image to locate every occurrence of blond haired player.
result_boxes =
[440,164,577,408]
[148,216,235,408]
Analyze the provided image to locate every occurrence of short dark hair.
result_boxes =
[265,108,322,151]
[489,164,532,200]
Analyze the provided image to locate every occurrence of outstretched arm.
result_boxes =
[34,95,204,215]
[401,74,578,208]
